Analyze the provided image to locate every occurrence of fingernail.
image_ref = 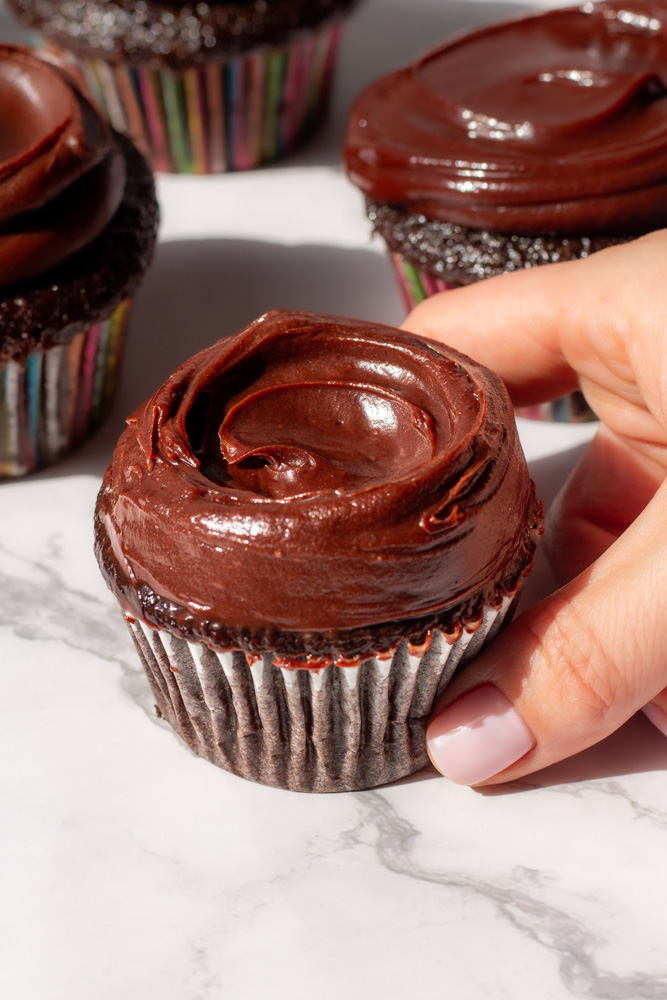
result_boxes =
[642,703,667,739]
[426,683,535,785]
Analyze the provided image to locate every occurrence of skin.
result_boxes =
[402,230,667,785]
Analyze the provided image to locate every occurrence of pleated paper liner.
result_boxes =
[126,592,516,793]
[389,252,596,424]
[0,299,131,478]
[76,21,342,173]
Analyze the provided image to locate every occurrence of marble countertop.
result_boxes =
[3,2,667,997]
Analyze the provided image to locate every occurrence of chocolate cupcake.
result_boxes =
[95,310,542,792]
[0,46,158,478]
[11,0,358,173]
[343,0,667,421]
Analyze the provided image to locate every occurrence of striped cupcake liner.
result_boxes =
[76,21,342,173]
[0,299,131,478]
[391,253,452,310]
[390,253,597,424]
[126,591,516,792]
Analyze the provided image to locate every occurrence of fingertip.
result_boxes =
[426,683,536,785]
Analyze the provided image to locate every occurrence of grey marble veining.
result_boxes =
[2,469,667,1000]
[0,530,156,718]
[1,2,667,997]
[349,792,667,998]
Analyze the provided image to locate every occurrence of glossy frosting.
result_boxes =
[344,1,667,235]
[96,311,540,649]
[0,46,125,289]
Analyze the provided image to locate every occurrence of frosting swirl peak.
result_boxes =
[344,1,667,235]
[96,311,540,649]
[0,46,125,289]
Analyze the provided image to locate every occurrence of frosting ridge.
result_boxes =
[344,1,667,235]
[96,311,540,648]
[0,46,125,289]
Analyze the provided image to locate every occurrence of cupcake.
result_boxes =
[343,0,667,421]
[95,310,542,792]
[10,0,359,173]
[0,46,158,479]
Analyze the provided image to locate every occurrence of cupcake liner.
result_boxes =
[389,252,597,424]
[390,253,452,311]
[514,392,595,423]
[74,21,342,173]
[0,299,131,478]
[125,591,516,792]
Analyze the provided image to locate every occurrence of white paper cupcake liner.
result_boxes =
[125,592,516,792]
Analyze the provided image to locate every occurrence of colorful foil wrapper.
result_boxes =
[389,252,597,424]
[126,592,516,793]
[0,299,131,478]
[74,22,342,173]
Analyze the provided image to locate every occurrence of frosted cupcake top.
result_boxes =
[95,311,541,657]
[0,45,124,289]
[344,1,667,235]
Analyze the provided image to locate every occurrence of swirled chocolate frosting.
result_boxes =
[0,46,125,290]
[96,311,540,656]
[344,1,667,236]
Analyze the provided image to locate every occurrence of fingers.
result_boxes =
[545,424,666,586]
[403,263,577,405]
[402,230,667,415]
[425,480,667,785]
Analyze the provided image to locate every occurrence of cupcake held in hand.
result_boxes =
[11,0,359,173]
[0,45,158,478]
[344,0,667,421]
[95,310,542,792]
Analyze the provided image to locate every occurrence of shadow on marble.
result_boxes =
[385,714,667,797]
[493,712,667,792]
[516,444,589,610]
[528,445,587,515]
[31,236,404,481]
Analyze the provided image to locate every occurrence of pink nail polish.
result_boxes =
[426,683,535,785]
[642,703,667,739]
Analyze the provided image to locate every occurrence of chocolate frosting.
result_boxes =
[0,46,125,289]
[96,311,540,654]
[10,0,357,66]
[344,1,667,236]
[0,131,158,363]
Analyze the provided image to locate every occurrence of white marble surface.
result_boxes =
[2,2,667,998]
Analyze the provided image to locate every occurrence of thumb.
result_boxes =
[426,480,667,785]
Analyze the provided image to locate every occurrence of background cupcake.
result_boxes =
[0,46,158,478]
[95,309,542,792]
[10,0,359,173]
[343,0,667,421]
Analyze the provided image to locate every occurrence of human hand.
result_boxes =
[402,231,667,785]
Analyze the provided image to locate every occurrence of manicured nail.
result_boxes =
[642,703,667,739]
[426,683,535,785]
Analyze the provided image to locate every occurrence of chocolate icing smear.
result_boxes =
[0,46,125,289]
[344,1,667,235]
[96,311,540,645]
